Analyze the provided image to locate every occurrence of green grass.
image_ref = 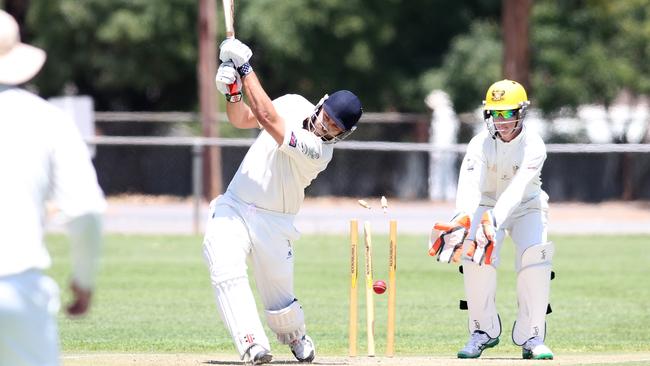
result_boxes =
[46,233,650,357]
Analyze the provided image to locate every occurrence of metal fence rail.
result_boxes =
[87,135,650,153]
[86,135,650,233]
[94,111,428,124]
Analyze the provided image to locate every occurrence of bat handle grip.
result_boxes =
[228,83,239,95]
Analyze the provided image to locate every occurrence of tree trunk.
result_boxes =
[502,0,531,90]
[198,0,222,200]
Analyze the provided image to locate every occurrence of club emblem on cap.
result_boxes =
[491,89,505,101]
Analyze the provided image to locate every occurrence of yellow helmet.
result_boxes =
[483,79,529,110]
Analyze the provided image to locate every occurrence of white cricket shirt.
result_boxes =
[228,94,333,214]
[0,87,106,278]
[456,127,548,233]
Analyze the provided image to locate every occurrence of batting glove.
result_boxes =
[466,210,496,265]
[428,213,470,263]
[215,61,242,102]
[219,38,252,68]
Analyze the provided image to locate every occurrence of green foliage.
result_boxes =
[420,21,502,113]
[17,1,650,116]
[27,0,198,110]
[531,0,650,114]
[238,0,500,111]
[47,233,650,355]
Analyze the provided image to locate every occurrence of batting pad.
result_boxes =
[213,276,271,358]
[462,260,501,339]
[265,300,306,344]
[512,242,554,345]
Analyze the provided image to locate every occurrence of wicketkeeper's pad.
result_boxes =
[512,242,555,345]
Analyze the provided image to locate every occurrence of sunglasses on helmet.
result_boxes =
[490,109,517,119]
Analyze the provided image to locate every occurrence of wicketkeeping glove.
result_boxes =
[466,210,496,265]
[428,213,471,263]
[215,61,242,100]
[219,38,252,68]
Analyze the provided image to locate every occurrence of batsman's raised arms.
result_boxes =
[428,213,470,263]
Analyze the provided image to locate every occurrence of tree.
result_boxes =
[27,0,199,110]
[228,0,500,111]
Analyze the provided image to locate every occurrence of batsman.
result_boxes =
[202,36,362,364]
[429,80,554,360]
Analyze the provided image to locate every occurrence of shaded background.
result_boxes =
[3,0,650,201]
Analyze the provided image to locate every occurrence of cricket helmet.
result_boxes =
[482,79,530,141]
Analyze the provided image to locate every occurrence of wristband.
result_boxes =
[226,92,242,103]
[237,62,253,77]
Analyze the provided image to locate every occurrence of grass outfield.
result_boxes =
[46,233,650,359]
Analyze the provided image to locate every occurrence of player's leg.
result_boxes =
[249,216,315,363]
[509,210,554,360]
[0,270,60,366]
[202,201,272,364]
[458,208,504,359]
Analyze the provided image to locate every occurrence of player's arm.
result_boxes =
[240,70,285,144]
[215,61,259,129]
[217,38,286,144]
[492,140,547,225]
[49,109,106,316]
[455,138,487,235]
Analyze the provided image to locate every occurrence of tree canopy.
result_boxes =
[13,0,650,116]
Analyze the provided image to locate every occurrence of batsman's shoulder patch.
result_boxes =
[289,131,297,147]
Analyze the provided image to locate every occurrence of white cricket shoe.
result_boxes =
[289,335,315,363]
[243,344,273,365]
[522,336,554,360]
[457,331,499,358]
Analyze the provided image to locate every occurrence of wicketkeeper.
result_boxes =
[203,37,362,364]
[429,80,554,360]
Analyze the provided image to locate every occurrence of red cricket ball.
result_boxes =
[373,280,387,294]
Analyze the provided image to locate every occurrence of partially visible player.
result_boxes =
[0,10,106,366]
[203,37,362,364]
[429,79,554,360]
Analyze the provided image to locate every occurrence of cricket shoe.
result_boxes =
[522,336,553,360]
[244,344,273,365]
[457,331,499,358]
[289,334,315,363]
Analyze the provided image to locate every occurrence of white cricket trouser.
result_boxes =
[0,269,61,366]
[202,193,300,356]
[462,206,549,337]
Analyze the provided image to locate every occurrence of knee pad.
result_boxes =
[265,299,306,345]
[512,242,554,345]
[462,260,501,339]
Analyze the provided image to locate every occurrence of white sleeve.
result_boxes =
[455,139,485,215]
[49,114,106,289]
[492,140,547,227]
[49,115,106,218]
[67,213,103,290]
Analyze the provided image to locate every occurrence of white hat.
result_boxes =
[0,10,46,85]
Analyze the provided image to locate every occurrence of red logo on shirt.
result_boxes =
[289,132,297,147]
